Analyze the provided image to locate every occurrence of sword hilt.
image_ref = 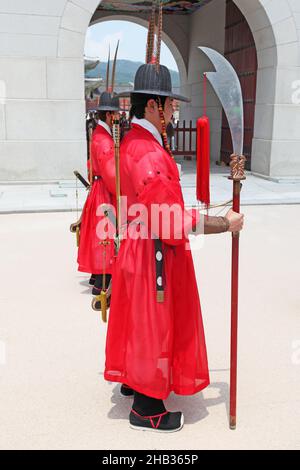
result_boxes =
[73,170,90,189]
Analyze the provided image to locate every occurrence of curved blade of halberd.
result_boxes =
[199,47,244,156]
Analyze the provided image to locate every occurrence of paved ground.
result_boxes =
[0,206,300,450]
[2,161,300,213]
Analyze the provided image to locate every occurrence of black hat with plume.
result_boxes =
[98,41,120,111]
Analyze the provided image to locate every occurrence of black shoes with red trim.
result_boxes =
[92,284,101,296]
[120,384,134,398]
[129,409,184,433]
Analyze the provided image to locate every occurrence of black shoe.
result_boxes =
[89,275,96,286]
[120,384,134,398]
[92,285,101,296]
[129,409,184,433]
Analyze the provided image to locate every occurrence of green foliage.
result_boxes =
[86,59,180,87]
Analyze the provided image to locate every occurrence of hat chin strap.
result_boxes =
[157,97,173,159]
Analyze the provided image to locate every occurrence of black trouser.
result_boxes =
[133,391,166,416]
[93,273,111,292]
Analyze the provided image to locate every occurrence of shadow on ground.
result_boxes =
[106,380,229,425]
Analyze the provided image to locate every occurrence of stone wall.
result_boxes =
[0,0,98,181]
[0,0,299,180]
[235,0,300,177]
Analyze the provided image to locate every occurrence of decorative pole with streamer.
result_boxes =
[199,46,246,429]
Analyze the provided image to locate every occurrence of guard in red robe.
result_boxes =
[105,68,242,432]
[77,91,120,296]
[104,2,244,433]
[104,64,244,432]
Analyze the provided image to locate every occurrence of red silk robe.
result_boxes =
[104,124,210,400]
[77,125,116,275]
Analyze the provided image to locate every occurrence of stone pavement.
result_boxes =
[1,162,300,214]
[0,208,300,450]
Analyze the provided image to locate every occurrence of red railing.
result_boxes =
[120,120,197,159]
[173,120,196,160]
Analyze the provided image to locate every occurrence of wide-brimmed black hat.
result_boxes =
[117,63,189,103]
[97,91,120,111]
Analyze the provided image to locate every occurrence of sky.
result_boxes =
[84,20,178,72]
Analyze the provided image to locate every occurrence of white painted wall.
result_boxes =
[0,0,98,181]
[235,0,300,177]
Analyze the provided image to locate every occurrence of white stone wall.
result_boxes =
[0,0,300,180]
[236,0,300,177]
[0,0,99,181]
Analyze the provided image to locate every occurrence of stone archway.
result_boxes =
[89,14,187,87]
[58,0,294,84]
[57,0,300,178]
[1,0,299,182]
[58,1,187,85]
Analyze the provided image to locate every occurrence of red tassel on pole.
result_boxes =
[196,116,210,206]
[196,74,210,207]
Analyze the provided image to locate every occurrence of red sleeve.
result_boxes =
[130,151,199,246]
